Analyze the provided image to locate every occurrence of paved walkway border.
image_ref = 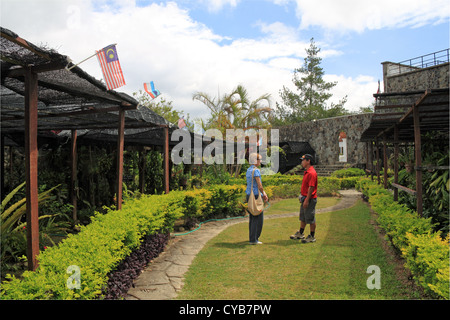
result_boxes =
[125,190,362,300]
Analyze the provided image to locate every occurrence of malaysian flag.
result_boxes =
[96,44,126,90]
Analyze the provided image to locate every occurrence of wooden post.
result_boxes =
[393,125,399,201]
[24,68,39,271]
[375,139,380,184]
[369,141,374,181]
[71,130,78,223]
[365,142,369,175]
[383,136,388,189]
[1,134,4,201]
[9,146,13,187]
[139,148,146,194]
[116,108,125,210]
[164,126,170,194]
[413,104,423,217]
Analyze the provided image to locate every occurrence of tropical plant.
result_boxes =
[1,182,59,234]
[193,84,272,133]
[1,182,60,271]
[193,85,273,177]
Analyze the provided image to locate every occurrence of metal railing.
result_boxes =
[388,48,449,76]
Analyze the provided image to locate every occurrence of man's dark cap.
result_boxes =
[300,154,314,163]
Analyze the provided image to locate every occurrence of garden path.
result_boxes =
[125,189,362,300]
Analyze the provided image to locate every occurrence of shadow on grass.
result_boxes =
[212,241,249,249]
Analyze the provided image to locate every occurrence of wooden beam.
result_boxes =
[5,61,68,77]
[17,105,137,120]
[116,108,125,210]
[415,165,450,171]
[24,68,39,271]
[391,183,417,196]
[398,90,429,124]
[1,31,53,61]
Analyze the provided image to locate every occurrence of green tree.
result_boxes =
[193,84,271,134]
[133,90,192,130]
[272,38,348,125]
[193,85,273,177]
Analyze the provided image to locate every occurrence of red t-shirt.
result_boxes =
[301,166,318,198]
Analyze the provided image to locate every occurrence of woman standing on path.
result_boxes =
[246,153,268,245]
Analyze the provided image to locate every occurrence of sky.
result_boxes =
[1,0,449,122]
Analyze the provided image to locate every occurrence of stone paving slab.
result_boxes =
[125,190,362,300]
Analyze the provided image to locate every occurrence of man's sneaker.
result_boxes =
[301,234,316,243]
[290,231,305,240]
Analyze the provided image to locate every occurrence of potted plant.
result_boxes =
[399,147,414,173]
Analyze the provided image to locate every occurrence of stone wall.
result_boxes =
[382,62,449,92]
[276,113,373,166]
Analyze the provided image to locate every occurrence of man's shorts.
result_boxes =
[299,196,317,224]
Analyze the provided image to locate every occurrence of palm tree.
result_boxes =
[192,90,233,134]
[193,85,272,176]
[193,85,272,131]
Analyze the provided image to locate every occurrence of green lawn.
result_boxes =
[177,200,420,300]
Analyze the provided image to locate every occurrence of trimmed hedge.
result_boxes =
[357,177,449,299]
[229,174,360,199]
[0,185,243,300]
[331,167,365,178]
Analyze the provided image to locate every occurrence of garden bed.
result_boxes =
[357,177,449,299]
[0,186,243,300]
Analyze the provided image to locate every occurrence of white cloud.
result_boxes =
[293,0,449,33]
[1,1,305,119]
[324,74,379,111]
[1,0,380,121]
[198,0,240,13]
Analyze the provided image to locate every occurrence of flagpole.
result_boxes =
[66,43,117,71]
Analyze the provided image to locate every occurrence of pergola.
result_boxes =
[360,88,449,216]
[0,27,174,270]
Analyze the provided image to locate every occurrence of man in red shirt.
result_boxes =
[290,154,318,243]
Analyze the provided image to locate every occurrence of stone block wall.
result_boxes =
[276,113,373,166]
[382,62,449,93]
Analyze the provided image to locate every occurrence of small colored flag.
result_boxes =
[143,81,161,99]
[377,80,380,94]
[96,44,126,90]
[178,116,186,129]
